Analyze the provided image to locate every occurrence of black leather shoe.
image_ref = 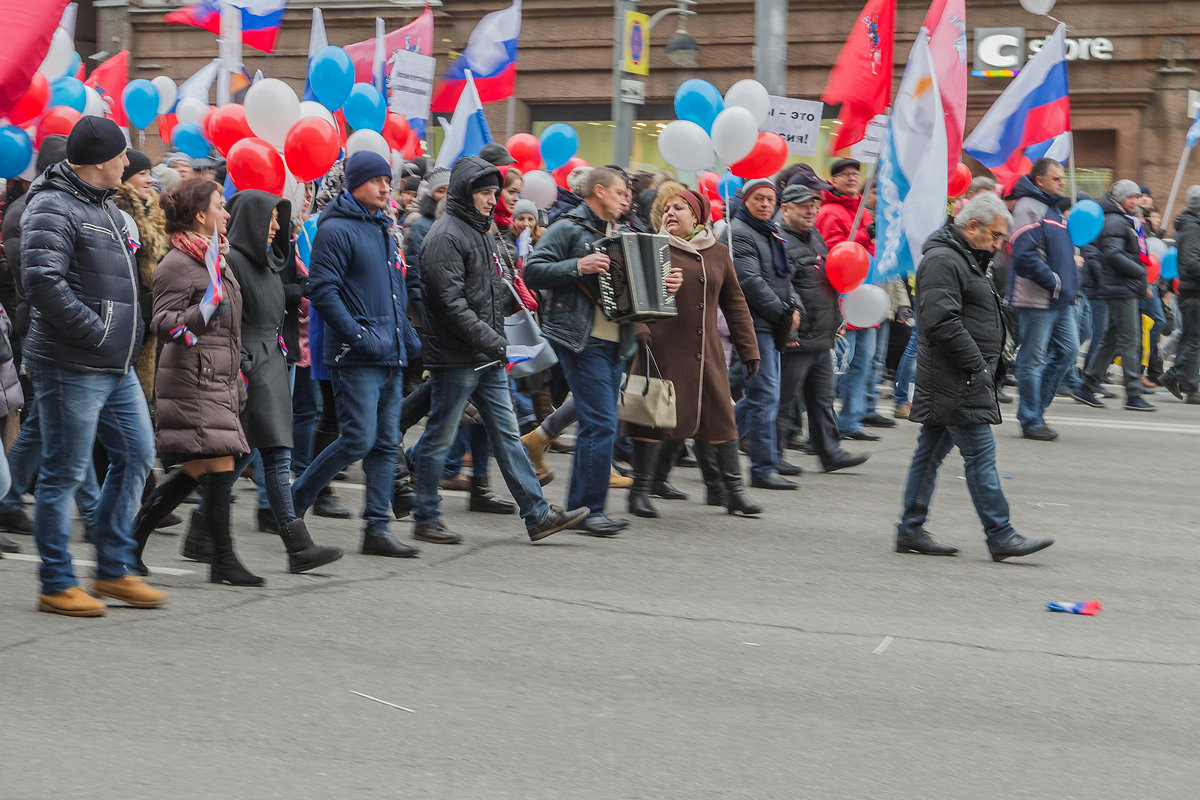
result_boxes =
[361,531,420,558]
[776,459,804,476]
[824,452,869,473]
[0,531,19,553]
[312,487,352,519]
[750,472,797,490]
[0,508,32,534]
[1022,425,1059,441]
[572,515,629,537]
[896,529,958,556]
[649,480,688,500]
[841,429,881,442]
[528,505,589,541]
[997,389,1014,404]
[1159,371,1183,399]
[413,521,462,544]
[862,413,896,428]
[990,534,1054,562]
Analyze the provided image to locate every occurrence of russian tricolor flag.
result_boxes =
[434,72,494,170]
[431,0,521,113]
[964,23,1070,193]
[165,0,288,54]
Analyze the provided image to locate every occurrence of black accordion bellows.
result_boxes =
[589,232,678,323]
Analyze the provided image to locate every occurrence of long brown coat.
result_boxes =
[625,231,759,442]
[151,246,248,458]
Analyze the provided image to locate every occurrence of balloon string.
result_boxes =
[1043,13,1074,32]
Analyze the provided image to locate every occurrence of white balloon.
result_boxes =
[723,79,771,127]
[842,284,890,328]
[83,86,106,117]
[152,76,178,116]
[244,78,301,149]
[658,120,715,172]
[710,107,759,163]
[1148,237,1169,259]
[37,29,74,82]
[522,170,558,209]
[346,129,389,161]
[175,97,208,126]
[282,170,307,217]
[1018,0,1056,14]
[298,100,338,132]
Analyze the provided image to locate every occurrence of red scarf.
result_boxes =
[494,193,513,229]
[170,230,228,265]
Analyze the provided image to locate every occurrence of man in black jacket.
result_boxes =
[411,156,588,544]
[895,194,1054,561]
[21,118,165,615]
[776,185,868,475]
[1158,186,1200,403]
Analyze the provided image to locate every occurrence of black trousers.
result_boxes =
[777,349,843,469]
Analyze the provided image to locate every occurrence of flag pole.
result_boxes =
[1161,144,1195,227]
[848,109,891,244]
[1067,131,1077,202]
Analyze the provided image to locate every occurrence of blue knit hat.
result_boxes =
[345,151,392,192]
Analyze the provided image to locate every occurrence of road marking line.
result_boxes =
[873,636,894,655]
[350,690,415,713]
[1050,415,1200,434]
[2,552,196,576]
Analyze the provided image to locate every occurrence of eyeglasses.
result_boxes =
[985,227,1008,243]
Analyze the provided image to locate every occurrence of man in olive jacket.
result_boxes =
[894,193,1054,562]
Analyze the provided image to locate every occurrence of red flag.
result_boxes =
[0,0,71,118]
[85,50,129,127]
[923,0,968,171]
[822,0,895,152]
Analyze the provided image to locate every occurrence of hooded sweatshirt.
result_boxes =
[1008,174,1077,309]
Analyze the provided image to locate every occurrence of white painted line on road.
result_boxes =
[350,690,415,713]
[872,636,894,655]
[743,642,761,647]
[2,552,196,576]
[1050,415,1200,434]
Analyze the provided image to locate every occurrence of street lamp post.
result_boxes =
[611,0,698,166]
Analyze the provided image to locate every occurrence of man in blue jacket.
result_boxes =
[1008,158,1080,441]
[292,151,424,558]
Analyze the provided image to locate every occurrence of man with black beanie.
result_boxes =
[411,156,588,544]
[21,116,165,616]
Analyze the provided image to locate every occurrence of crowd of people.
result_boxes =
[0,116,1194,616]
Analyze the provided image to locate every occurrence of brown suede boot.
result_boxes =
[521,427,552,474]
[92,576,169,608]
[38,587,107,617]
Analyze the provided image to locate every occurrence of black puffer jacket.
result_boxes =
[782,224,838,352]
[419,156,515,368]
[731,213,801,337]
[1174,209,1200,298]
[20,162,143,374]
[910,222,1004,427]
[1090,194,1147,300]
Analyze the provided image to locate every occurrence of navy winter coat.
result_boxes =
[1008,175,1078,308]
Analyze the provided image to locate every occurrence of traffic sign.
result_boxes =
[622,11,650,75]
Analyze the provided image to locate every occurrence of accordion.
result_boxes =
[589,232,678,323]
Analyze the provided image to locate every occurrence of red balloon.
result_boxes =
[227,137,285,195]
[553,157,588,189]
[729,132,788,180]
[8,72,50,126]
[158,113,178,145]
[826,242,871,294]
[709,197,724,222]
[948,162,972,197]
[382,113,411,153]
[200,105,219,141]
[1146,254,1162,284]
[284,118,341,183]
[207,104,253,156]
[506,132,541,173]
[698,171,720,201]
[36,107,82,146]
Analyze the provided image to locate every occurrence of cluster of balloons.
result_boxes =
[827,241,886,327]
[659,79,788,180]
[502,124,588,210]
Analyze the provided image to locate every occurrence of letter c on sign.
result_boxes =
[979,33,1020,69]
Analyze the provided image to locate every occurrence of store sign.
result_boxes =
[761,96,823,156]
[973,27,1114,76]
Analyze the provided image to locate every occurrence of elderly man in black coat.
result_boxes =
[894,193,1054,562]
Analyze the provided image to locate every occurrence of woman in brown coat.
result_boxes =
[130,178,261,586]
[626,188,762,518]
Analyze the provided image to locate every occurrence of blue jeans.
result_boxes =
[443,424,490,479]
[412,364,549,528]
[865,321,890,415]
[893,325,918,406]
[557,338,622,515]
[734,331,782,479]
[291,365,404,532]
[897,422,1015,547]
[1015,305,1080,430]
[28,362,155,594]
[1084,296,1109,370]
[836,327,878,435]
[0,390,100,520]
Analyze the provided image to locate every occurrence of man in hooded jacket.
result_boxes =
[1160,186,1200,402]
[411,156,588,544]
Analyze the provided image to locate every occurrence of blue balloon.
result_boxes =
[309,45,355,111]
[539,123,579,171]
[172,122,210,159]
[67,51,82,80]
[50,77,87,113]
[343,83,386,133]
[122,79,160,130]
[297,217,319,267]
[674,79,724,133]
[718,172,743,200]
[1162,247,1179,281]
[0,125,32,180]
[1067,199,1104,247]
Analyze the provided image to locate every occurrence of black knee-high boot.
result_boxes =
[201,471,264,587]
[132,470,199,575]
[651,439,689,500]
[692,441,725,506]
[714,441,764,516]
[628,440,660,518]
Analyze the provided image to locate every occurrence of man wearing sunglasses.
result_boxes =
[894,193,1054,562]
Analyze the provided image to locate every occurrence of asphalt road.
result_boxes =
[3,393,1199,799]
